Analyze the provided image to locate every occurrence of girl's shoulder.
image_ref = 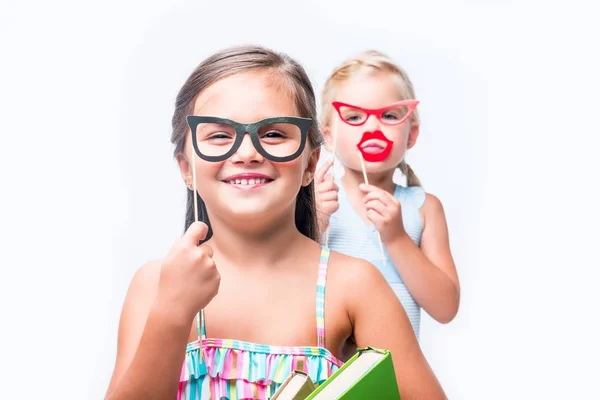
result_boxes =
[325,250,391,304]
[411,190,447,232]
[396,184,426,209]
[397,185,447,214]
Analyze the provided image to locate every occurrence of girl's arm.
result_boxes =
[105,221,220,399]
[343,257,447,400]
[385,194,460,323]
[105,262,191,400]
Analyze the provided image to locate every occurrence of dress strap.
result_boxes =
[196,310,206,341]
[316,246,330,348]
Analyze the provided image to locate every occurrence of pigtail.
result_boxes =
[398,160,421,187]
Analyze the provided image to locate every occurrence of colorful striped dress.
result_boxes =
[177,246,344,400]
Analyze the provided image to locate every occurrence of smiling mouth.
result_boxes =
[221,174,275,190]
[356,131,394,162]
[225,178,272,186]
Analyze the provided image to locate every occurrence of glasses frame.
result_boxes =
[331,100,420,127]
[186,116,313,163]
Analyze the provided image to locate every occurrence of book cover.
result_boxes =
[305,347,400,399]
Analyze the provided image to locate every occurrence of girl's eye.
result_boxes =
[206,132,234,141]
[382,112,400,120]
[263,130,285,138]
[345,114,363,122]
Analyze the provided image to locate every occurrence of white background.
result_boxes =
[1,0,599,398]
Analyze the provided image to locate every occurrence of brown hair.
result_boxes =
[170,45,322,242]
[321,50,422,186]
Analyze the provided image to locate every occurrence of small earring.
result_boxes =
[305,173,313,185]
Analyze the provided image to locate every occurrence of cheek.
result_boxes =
[279,158,306,183]
[338,125,362,142]
[184,136,221,178]
[385,129,411,163]
[389,129,410,156]
[387,125,410,145]
[192,160,223,194]
[336,136,363,168]
[335,126,361,152]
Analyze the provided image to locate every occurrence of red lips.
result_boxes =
[356,130,394,162]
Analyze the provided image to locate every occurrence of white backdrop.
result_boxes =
[1,0,599,398]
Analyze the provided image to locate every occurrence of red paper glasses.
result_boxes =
[332,100,420,127]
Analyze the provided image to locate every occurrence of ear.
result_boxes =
[176,152,193,187]
[322,125,334,153]
[407,123,420,149]
[303,146,321,187]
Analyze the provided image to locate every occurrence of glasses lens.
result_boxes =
[194,122,237,158]
[379,105,410,125]
[338,105,367,125]
[257,122,302,158]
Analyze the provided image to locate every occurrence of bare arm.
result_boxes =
[106,222,219,399]
[345,258,447,400]
[385,194,460,323]
[105,261,192,400]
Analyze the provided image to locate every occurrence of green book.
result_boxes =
[270,370,317,400]
[305,347,400,399]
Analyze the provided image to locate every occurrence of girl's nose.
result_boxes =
[364,114,380,131]
[230,133,264,164]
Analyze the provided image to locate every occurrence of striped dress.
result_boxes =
[178,247,343,400]
[325,181,426,339]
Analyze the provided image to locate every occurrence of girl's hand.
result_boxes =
[156,221,221,322]
[315,159,339,232]
[360,183,406,244]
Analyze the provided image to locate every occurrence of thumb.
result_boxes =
[184,221,209,245]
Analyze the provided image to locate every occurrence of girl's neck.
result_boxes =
[206,211,307,269]
[341,167,397,195]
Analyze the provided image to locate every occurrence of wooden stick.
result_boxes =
[191,149,203,362]
[358,152,387,267]
[192,150,198,223]
[358,153,369,185]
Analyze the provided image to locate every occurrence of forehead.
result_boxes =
[335,70,404,109]
[193,70,299,123]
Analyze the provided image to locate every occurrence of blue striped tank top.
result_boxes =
[323,179,426,339]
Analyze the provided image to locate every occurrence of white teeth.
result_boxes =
[228,178,268,186]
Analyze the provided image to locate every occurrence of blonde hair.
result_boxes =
[321,50,422,187]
